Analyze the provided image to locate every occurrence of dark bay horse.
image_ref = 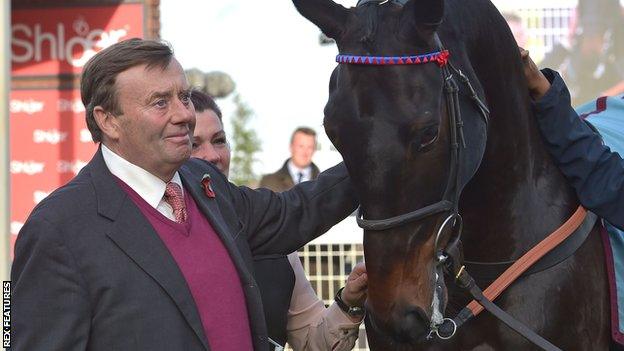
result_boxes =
[292,0,611,349]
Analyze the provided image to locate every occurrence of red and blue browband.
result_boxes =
[336,49,450,67]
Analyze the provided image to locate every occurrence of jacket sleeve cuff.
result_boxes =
[532,68,570,113]
[327,302,364,325]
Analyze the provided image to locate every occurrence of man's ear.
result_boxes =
[93,106,120,141]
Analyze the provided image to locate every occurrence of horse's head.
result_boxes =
[294,0,489,345]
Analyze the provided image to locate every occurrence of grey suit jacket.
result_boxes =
[11,149,356,351]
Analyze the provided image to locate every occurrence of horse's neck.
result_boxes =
[460,108,577,261]
[455,8,579,262]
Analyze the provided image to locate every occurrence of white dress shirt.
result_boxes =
[287,160,313,184]
[101,144,183,222]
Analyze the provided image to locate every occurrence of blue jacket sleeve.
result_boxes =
[532,69,624,230]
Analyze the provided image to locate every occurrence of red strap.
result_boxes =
[466,206,587,316]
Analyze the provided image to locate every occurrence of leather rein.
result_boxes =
[341,23,596,350]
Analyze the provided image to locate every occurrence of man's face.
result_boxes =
[289,132,316,168]
[192,109,231,177]
[108,58,195,180]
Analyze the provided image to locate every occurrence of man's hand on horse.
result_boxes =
[519,47,551,100]
[341,261,368,312]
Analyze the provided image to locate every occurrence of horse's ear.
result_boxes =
[292,0,349,40]
[402,0,445,34]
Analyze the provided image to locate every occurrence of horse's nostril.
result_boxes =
[405,307,430,326]
[394,307,430,342]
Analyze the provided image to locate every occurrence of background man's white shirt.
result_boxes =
[287,160,312,184]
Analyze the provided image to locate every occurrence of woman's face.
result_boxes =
[191,109,231,176]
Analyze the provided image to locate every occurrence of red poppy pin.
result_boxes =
[201,174,216,198]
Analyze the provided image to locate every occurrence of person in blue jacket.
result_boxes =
[521,48,624,230]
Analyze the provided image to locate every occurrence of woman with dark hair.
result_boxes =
[190,90,367,351]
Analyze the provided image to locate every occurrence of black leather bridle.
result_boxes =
[355,34,489,246]
[351,31,495,341]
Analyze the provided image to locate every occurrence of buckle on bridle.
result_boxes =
[436,252,448,265]
[434,213,463,255]
[427,317,458,340]
[436,318,458,339]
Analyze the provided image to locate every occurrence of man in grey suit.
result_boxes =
[11,38,357,351]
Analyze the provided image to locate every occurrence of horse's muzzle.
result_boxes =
[392,307,431,343]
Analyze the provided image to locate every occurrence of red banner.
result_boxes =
[11,4,144,76]
[10,4,145,253]
[10,89,97,243]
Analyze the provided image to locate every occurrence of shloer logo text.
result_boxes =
[12,19,128,68]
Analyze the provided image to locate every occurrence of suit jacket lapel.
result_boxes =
[278,162,295,190]
[178,167,254,286]
[311,162,320,180]
[107,206,210,350]
[90,150,209,350]
[280,173,294,190]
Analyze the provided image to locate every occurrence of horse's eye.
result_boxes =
[419,125,439,150]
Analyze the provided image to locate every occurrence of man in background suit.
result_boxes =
[11,38,357,351]
[260,127,320,191]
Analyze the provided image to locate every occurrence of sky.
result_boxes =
[160,1,349,175]
[160,0,588,175]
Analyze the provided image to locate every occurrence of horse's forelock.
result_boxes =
[350,3,412,46]
[353,4,381,45]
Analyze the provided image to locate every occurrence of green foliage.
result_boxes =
[229,93,261,186]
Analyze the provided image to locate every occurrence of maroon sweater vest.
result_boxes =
[117,179,253,351]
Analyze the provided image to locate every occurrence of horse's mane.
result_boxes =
[451,0,524,83]
[442,0,580,247]
[446,0,532,131]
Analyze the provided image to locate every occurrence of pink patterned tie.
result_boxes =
[164,182,187,223]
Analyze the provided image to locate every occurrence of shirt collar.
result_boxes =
[287,159,312,181]
[101,144,183,208]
